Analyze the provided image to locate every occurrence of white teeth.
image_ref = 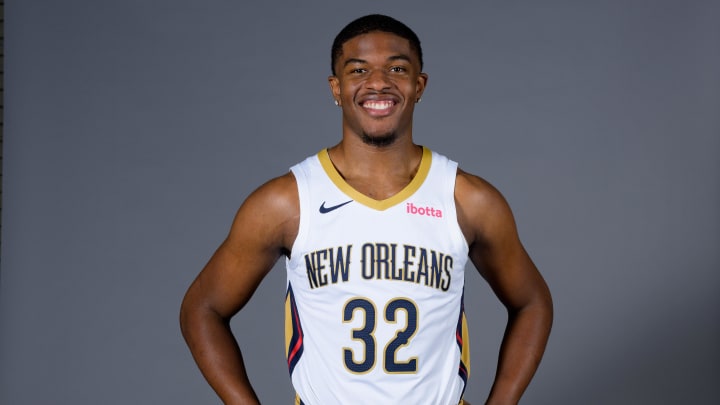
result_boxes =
[364,100,394,110]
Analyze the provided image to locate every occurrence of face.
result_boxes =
[329,31,428,146]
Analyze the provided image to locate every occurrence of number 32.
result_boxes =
[342,297,418,374]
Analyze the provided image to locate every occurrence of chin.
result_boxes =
[360,131,398,147]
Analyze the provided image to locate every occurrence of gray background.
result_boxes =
[2,1,719,404]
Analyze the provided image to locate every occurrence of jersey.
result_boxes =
[285,147,471,405]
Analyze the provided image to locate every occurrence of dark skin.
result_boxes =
[180,31,552,405]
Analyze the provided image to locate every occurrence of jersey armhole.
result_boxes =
[446,160,470,253]
[288,164,310,260]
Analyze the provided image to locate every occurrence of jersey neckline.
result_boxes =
[317,146,432,211]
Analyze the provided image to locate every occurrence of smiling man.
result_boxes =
[180,14,552,405]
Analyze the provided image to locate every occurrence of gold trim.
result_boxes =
[284,294,292,359]
[461,311,471,377]
[318,146,432,211]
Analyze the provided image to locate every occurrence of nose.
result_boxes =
[365,69,391,91]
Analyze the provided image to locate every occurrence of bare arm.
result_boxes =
[456,170,553,405]
[179,173,299,405]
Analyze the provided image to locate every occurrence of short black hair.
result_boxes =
[331,14,423,75]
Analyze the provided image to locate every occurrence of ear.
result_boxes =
[415,72,428,101]
[328,75,341,105]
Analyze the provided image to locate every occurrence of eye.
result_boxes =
[389,66,407,73]
[350,68,367,74]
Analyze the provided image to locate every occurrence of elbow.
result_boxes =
[530,283,554,328]
[541,293,554,332]
[533,286,554,336]
[179,290,228,342]
[508,284,554,331]
[543,282,554,324]
[179,292,195,340]
[179,288,209,340]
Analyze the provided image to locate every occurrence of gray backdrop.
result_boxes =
[2,1,719,404]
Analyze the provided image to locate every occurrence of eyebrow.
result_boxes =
[342,54,413,68]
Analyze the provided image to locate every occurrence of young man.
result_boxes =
[180,14,552,405]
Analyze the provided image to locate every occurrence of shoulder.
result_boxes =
[243,171,298,209]
[227,172,299,253]
[455,168,512,219]
[454,168,517,247]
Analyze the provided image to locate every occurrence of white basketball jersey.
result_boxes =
[285,147,470,405]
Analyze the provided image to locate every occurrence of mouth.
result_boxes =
[359,98,398,117]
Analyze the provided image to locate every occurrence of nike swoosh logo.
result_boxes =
[319,200,353,214]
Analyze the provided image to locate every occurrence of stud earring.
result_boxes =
[416,98,422,103]
[334,100,340,106]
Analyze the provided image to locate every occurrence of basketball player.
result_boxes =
[180,14,553,405]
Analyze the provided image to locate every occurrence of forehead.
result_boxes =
[339,31,418,64]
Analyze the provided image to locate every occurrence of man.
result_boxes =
[180,14,552,405]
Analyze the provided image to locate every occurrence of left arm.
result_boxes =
[455,169,553,405]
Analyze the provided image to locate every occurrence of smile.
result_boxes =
[362,100,395,109]
[360,99,397,116]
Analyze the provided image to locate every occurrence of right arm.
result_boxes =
[179,173,299,404]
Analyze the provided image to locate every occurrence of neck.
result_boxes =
[326,136,423,200]
[331,135,420,173]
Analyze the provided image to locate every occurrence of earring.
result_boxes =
[334,100,340,106]
[416,98,422,103]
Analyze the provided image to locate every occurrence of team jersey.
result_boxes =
[285,147,471,405]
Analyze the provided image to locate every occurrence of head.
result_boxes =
[331,14,423,76]
[329,15,427,147]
